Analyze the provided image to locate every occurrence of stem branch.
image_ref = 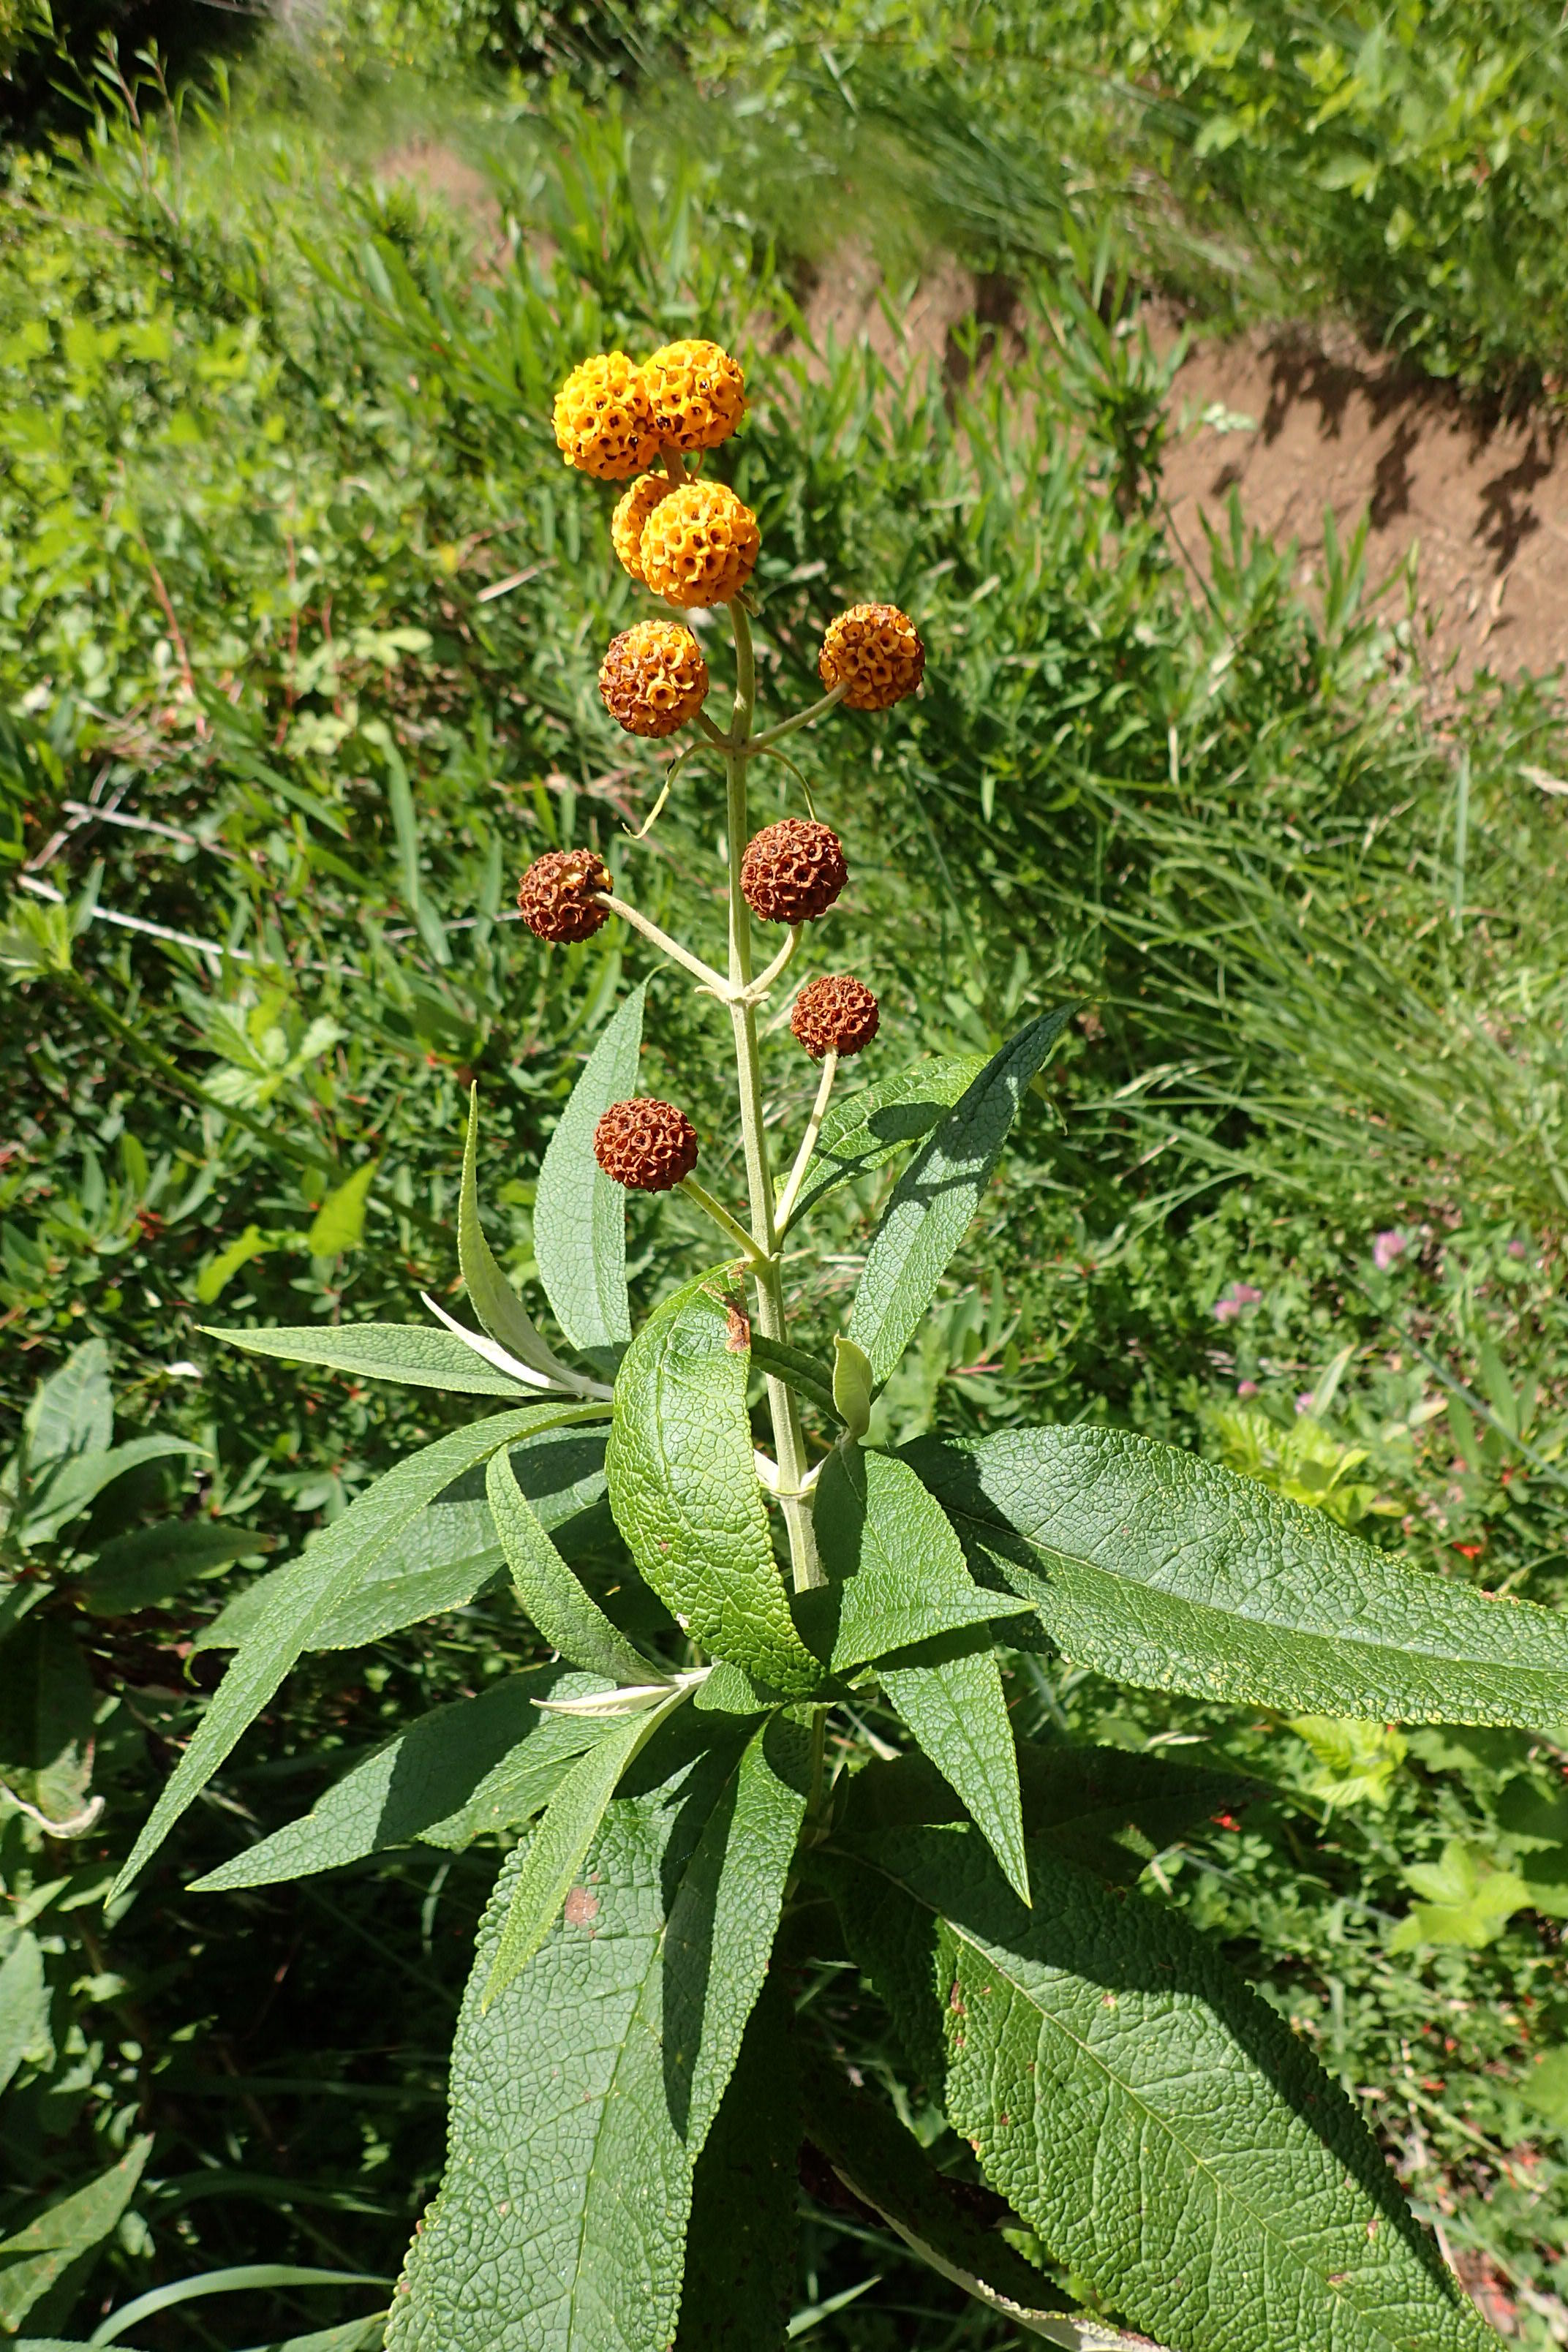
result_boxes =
[744,679,847,756]
[775,1050,838,1234]
[595,894,727,995]
[679,1176,772,1267]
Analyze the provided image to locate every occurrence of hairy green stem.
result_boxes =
[724,602,823,1590]
[775,1049,838,1235]
[679,1175,771,1267]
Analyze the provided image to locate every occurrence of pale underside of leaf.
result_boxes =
[534,981,647,1356]
[203,1321,535,1398]
[913,1424,1568,1730]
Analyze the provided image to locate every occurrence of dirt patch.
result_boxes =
[1161,319,1567,690]
[377,140,504,249]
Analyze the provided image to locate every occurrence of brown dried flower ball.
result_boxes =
[640,480,760,609]
[611,474,674,583]
[818,603,926,709]
[552,353,659,481]
[740,819,848,925]
[642,339,746,453]
[516,848,611,943]
[791,974,880,1060]
[599,620,709,739]
[594,1097,698,1191]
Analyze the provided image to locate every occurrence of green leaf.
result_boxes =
[832,1826,1494,2352]
[191,1666,612,1890]
[486,1447,662,1688]
[114,1406,585,1896]
[832,1338,874,1441]
[813,1447,1028,1899]
[1388,1839,1529,1952]
[88,2266,388,2348]
[0,2139,152,2332]
[0,1930,50,2097]
[843,1742,1262,1888]
[674,1978,798,2352]
[195,1224,269,1305]
[460,1088,592,1391]
[787,1053,988,1226]
[796,2049,1074,2334]
[392,1725,750,2352]
[24,1341,113,1472]
[484,1687,692,2004]
[804,1446,1031,1675]
[0,1616,97,1828]
[534,981,647,1356]
[749,1335,841,1425]
[78,1520,267,1616]
[913,1425,1568,1729]
[24,1436,204,1544]
[1519,2046,1568,2132]
[847,1009,1071,1385]
[306,1160,377,1256]
[204,1322,537,1398]
[606,1265,821,1696]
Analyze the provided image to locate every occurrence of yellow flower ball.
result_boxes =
[598,619,710,738]
[611,475,674,584]
[639,480,760,609]
[642,339,747,453]
[552,352,660,481]
[818,603,926,709]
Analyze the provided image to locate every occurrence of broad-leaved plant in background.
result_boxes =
[113,336,1566,2351]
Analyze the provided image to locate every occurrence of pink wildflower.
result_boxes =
[1372,1230,1406,1272]
[1213,1281,1264,1324]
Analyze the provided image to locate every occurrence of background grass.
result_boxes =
[3,8,1568,2345]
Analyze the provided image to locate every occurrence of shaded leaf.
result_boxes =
[192,1667,612,1890]
[832,1825,1493,2352]
[0,2139,152,2332]
[460,1088,589,1390]
[788,1054,988,1226]
[78,1520,267,1617]
[534,981,647,1357]
[847,1010,1071,1386]
[749,1335,841,1425]
[23,1341,112,1473]
[674,1978,798,2352]
[606,1266,820,1695]
[24,1436,203,1545]
[913,1425,1568,1729]
[114,1406,591,1896]
[0,1616,96,1827]
[486,1447,661,1687]
[0,1931,50,2096]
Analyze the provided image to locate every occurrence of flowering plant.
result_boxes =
[114,340,1561,2351]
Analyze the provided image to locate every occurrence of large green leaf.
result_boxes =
[114,1406,590,1896]
[832,1825,1496,2352]
[814,1447,1028,1900]
[0,2140,152,2332]
[846,1009,1072,1385]
[194,1426,611,1656]
[674,1978,798,2352]
[78,1520,266,1617]
[486,1448,662,1687]
[802,1446,1030,1673]
[23,1436,203,1545]
[392,1720,781,2352]
[912,1425,1568,1729]
[785,1053,988,1227]
[191,1667,612,1891]
[202,1322,535,1398]
[797,2049,1074,2337]
[606,1266,820,1696]
[460,1088,595,1392]
[534,981,647,1356]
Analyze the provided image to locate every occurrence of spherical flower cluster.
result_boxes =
[642,339,747,453]
[639,480,761,609]
[611,476,673,583]
[551,353,659,482]
[740,819,848,925]
[819,603,925,709]
[790,974,880,1060]
[594,1098,698,1191]
[599,620,709,739]
[516,849,611,944]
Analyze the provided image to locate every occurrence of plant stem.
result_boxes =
[745,922,802,1005]
[744,679,847,756]
[775,1049,838,1234]
[593,894,727,995]
[679,1175,771,1267]
[723,600,823,1590]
